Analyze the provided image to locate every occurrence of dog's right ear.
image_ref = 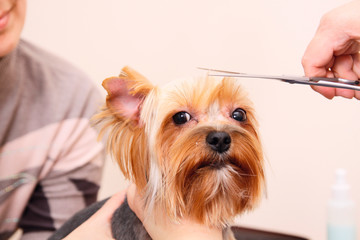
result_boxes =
[102,66,154,125]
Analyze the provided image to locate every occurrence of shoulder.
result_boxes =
[16,39,103,118]
[17,39,95,90]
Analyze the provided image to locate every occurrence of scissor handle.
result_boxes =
[310,77,360,85]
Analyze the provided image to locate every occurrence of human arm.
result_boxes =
[301,0,360,99]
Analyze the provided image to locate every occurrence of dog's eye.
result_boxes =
[172,111,191,125]
[231,108,247,122]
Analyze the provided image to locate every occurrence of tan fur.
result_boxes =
[96,66,265,230]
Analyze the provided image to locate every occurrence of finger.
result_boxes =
[302,34,336,77]
[352,52,360,78]
[352,53,360,99]
[334,39,360,56]
[91,190,127,221]
[63,191,126,240]
[355,90,360,100]
[331,55,358,98]
[311,85,336,99]
[326,69,335,78]
[332,54,358,79]
[127,184,145,221]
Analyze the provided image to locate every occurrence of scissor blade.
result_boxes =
[207,72,360,91]
[207,72,310,83]
[198,68,309,82]
[197,67,241,74]
[199,67,360,91]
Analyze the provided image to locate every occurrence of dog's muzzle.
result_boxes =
[206,131,231,153]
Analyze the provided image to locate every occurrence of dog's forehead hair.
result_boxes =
[155,76,252,117]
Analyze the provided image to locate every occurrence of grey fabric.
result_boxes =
[0,39,103,146]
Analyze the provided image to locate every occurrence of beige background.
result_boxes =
[21,1,359,239]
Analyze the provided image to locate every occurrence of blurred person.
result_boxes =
[302,0,360,99]
[0,0,104,239]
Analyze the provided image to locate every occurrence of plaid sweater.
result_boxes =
[0,40,105,240]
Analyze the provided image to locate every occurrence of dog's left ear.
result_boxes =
[102,66,154,125]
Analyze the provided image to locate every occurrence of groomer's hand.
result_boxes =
[64,184,222,240]
[302,0,360,100]
[64,190,126,240]
[127,184,223,240]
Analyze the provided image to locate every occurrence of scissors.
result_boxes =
[198,67,360,91]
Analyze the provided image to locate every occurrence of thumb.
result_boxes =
[91,190,127,222]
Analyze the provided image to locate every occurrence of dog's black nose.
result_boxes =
[206,131,231,153]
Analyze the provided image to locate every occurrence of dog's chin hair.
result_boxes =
[204,165,250,204]
[144,167,249,227]
[142,123,264,228]
[187,166,260,227]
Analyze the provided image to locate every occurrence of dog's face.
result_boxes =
[98,66,264,227]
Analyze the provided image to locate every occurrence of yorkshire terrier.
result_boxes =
[50,66,265,240]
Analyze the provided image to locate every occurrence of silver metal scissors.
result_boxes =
[198,67,360,91]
